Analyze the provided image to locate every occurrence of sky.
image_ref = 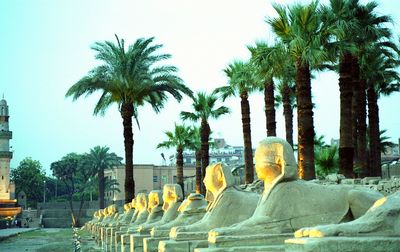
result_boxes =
[1,0,399,175]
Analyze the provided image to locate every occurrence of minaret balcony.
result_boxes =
[0,151,12,159]
[0,131,12,139]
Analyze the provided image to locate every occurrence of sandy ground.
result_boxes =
[0,228,101,252]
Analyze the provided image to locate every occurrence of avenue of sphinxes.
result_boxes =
[85,137,400,252]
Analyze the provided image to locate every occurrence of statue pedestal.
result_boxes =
[159,239,208,252]
[130,234,151,252]
[208,233,293,248]
[285,237,400,252]
[194,245,284,252]
[144,237,169,252]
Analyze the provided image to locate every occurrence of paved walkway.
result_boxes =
[0,228,39,241]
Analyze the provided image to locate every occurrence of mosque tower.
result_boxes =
[0,97,12,200]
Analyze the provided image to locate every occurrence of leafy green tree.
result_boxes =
[268,2,329,179]
[157,124,193,195]
[51,153,96,226]
[86,146,122,209]
[66,35,192,203]
[11,157,46,207]
[181,92,230,194]
[214,60,258,184]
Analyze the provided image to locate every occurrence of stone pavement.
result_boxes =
[0,228,39,241]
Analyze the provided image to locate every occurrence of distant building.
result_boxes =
[104,164,196,201]
[170,138,250,167]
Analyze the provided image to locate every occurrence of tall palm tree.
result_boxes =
[321,0,393,178]
[268,2,329,179]
[66,35,192,203]
[181,92,230,194]
[248,42,277,137]
[87,146,122,209]
[361,43,400,176]
[157,124,193,195]
[187,126,202,194]
[214,60,258,184]
[250,42,297,147]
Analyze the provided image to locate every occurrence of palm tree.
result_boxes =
[361,43,400,176]
[157,124,193,195]
[87,146,122,209]
[248,42,277,137]
[214,60,258,184]
[187,126,202,194]
[268,2,329,179]
[66,35,192,203]
[181,92,230,194]
[321,0,394,178]
[250,42,297,147]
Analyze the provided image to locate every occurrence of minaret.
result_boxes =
[0,98,12,200]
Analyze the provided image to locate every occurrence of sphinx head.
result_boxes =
[255,137,297,184]
[135,193,148,212]
[162,184,183,211]
[148,190,163,212]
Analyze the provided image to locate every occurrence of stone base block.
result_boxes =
[285,237,400,252]
[143,237,168,252]
[120,234,131,252]
[209,233,293,248]
[194,245,284,252]
[159,239,208,252]
[130,234,150,252]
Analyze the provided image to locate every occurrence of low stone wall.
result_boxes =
[317,174,400,196]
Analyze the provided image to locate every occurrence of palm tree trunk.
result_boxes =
[240,92,254,184]
[356,77,368,178]
[121,103,135,203]
[176,147,185,196]
[282,83,294,147]
[367,87,381,177]
[296,60,315,180]
[98,169,105,209]
[195,150,202,194]
[200,119,210,195]
[338,53,354,178]
[352,66,359,166]
[264,79,276,136]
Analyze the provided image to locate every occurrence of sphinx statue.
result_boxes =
[100,204,119,246]
[115,193,148,250]
[207,137,383,250]
[144,193,208,252]
[294,191,400,238]
[171,163,259,237]
[129,184,184,252]
[120,190,164,251]
[105,201,136,249]
[159,163,260,251]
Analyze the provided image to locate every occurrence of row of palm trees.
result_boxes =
[66,0,400,202]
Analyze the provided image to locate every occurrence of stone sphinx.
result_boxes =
[144,193,208,252]
[295,190,400,238]
[286,191,400,252]
[114,193,148,250]
[159,163,259,251]
[106,201,135,249]
[207,137,383,250]
[129,184,184,252]
[120,190,164,251]
[138,184,184,233]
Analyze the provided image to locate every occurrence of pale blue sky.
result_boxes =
[1,0,399,175]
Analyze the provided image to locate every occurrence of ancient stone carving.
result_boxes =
[209,137,382,239]
[171,163,259,238]
[295,191,400,238]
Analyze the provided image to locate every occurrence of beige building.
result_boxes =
[104,164,196,201]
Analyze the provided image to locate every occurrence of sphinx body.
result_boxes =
[208,137,382,248]
[295,191,400,238]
